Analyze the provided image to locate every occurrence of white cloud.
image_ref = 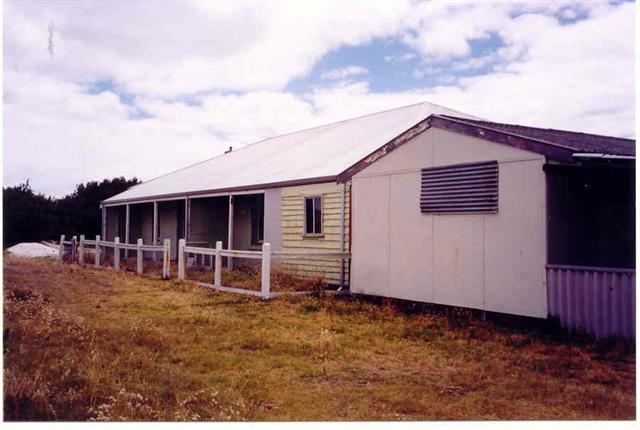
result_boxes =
[3,0,410,97]
[2,1,634,198]
[321,66,369,80]
[384,53,416,63]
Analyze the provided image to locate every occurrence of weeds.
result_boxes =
[3,256,636,421]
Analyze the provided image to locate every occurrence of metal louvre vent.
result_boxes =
[420,161,498,214]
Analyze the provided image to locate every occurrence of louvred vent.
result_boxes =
[420,161,498,214]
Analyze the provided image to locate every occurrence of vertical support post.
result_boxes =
[228,195,234,269]
[153,201,158,261]
[95,235,101,267]
[178,238,186,280]
[79,235,85,264]
[114,237,120,270]
[101,205,106,244]
[261,242,271,299]
[58,235,65,261]
[124,204,130,258]
[137,238,143,275]
[339,182,346,289]
[163,239,170,279]
[185,197,190,242]
[215,240,222,288]
[71,236,77,264]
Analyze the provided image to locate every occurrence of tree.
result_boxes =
[3,177,140,248]
[3,181,57,247]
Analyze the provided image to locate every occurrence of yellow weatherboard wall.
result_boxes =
[280,181,351,283]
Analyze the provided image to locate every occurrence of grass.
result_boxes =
[3,255,635,421]
[81,253,327,292]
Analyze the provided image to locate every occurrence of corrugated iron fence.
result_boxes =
[547,264,635,339]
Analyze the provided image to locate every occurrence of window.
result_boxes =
[304,196,322,235]
[420,160,498,214]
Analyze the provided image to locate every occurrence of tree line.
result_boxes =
[3,177,140,248]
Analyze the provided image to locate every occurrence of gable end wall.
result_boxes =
[351,127,547,318]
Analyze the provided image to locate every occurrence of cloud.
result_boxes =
[321,66,369,80]
[3,0,410,97]
[3,1,634,198]
[384,53,416,63]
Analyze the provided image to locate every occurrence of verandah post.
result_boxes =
[152,201,158,261]
[162,239,170,279]
[124,204,130,259]
[178,238,186,280]
[214,240,222,288]
[58,235,65,261]
[261,242,271,299]
[79,235,85,264]
[114,237,120,270]
[95,235,101,267]
[137,238,143,275]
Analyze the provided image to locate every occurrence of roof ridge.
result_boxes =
[123,101,468,192]
[236,100,455,146]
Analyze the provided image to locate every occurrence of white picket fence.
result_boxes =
[58,235,350,299]
[178,239,350,299]
[58,234,171,279]
[178,239,271,298]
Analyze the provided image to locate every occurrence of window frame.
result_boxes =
[303,195,323,237]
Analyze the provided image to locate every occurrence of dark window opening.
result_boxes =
[251,195,264,245]
[304,196,322,235]
[546,163,635,268]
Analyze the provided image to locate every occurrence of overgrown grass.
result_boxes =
[3,256,635,421]
[91,256,326,292]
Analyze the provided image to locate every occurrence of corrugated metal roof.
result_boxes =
[104,102,476,203]
[105,101,635,205]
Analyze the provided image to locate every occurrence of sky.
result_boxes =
[3,0,636,197]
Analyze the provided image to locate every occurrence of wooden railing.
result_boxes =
[178,239,350,299]
[58,234,171,279]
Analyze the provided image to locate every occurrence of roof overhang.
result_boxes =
[102,175,337,206]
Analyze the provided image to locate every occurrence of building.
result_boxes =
[102,102,475,266]
[103,102,635,335]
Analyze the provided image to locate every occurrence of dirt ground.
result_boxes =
[3,256,635,421]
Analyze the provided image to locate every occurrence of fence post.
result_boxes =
[162,239,170,280]
[79,235,85,264]
[261,242,271,299]
[58,235,65,261]
[71,236,77,263]
[95,235,101,267]
[137,238,143,275]
[339,255,345,290]
[215,240,222,288]
[178,238,186,280]
[114,237,120,270]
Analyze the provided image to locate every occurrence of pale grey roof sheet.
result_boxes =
[104,101,476,203]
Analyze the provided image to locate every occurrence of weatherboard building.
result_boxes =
[102,102,635,336]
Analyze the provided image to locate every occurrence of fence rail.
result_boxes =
[58,234,171,279]
[58,234,351,300]
[179,240,350,299]
[547,264,635,339]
